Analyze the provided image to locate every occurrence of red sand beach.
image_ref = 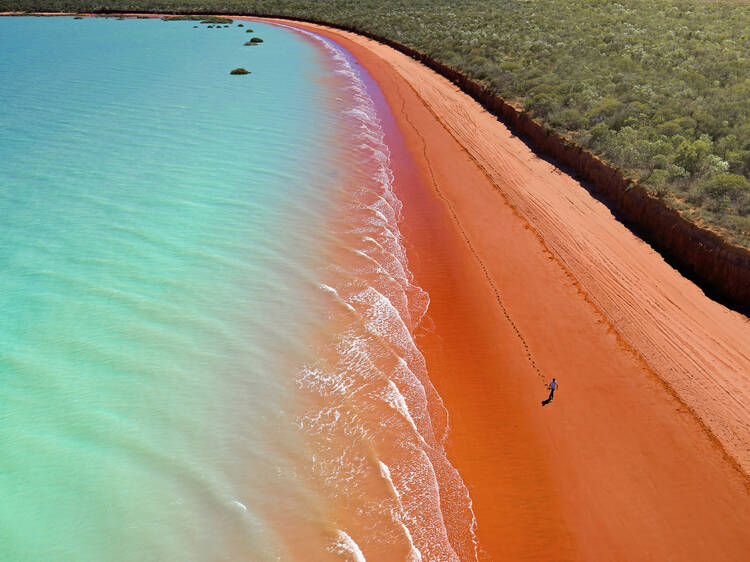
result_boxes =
[275,19,750,562]
[6,11,749,559]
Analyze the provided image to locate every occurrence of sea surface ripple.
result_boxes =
[0,16,476,561]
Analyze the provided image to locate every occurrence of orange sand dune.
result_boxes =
[277,20,750,561]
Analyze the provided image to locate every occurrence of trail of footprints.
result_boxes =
[401,95,547,387]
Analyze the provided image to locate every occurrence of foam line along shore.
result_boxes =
[0,14,480,561]
[4,12,750,561]
[276,18,750,562]
[273,23,480,560]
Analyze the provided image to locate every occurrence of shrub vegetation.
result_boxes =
[162,15,231,23]
[3,0,749,244]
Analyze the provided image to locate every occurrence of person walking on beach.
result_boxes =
[541,378,558,406]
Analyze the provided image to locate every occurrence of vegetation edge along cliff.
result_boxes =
[2,1,748,311]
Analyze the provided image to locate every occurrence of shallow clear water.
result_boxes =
[0,16,476,560]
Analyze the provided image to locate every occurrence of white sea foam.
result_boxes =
[383,380,426,446]
[400,521,424,562]
[230,500,247,512]
[378,460,401,503]
[328,529,366,562]
[281,22,479,560]
[320,282,357,313]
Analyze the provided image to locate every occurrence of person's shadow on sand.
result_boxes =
[541,378,558,406]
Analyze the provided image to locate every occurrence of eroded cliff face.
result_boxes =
[275,15,749,311]
[501,105,750,309]
[420,50,749,311]
[501,109,750,311]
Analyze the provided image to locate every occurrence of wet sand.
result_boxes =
[6,11,749,559]
[277,19,750,561]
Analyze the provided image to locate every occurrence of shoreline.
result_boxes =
[267,21,750,471]
[5,12,750,559]
[277,18,750,561]
[2,11,748,311]
[3,11,748,472]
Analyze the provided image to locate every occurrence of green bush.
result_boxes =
[675,138,712,176]
[551,108,585,131]
[163,15,232,23]
[651,154,668,170]
[4,0,750,244]
[648,169,670,189]
[700,174,750,200]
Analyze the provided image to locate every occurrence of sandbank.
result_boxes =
[275,18,750,561]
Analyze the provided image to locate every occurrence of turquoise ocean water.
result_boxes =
[0,17,476,560]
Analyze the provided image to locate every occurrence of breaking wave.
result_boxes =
[281,25,480,561]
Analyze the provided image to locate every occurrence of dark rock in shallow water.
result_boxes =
[246,29,254,33]
[230,68,251,75]
[249,37,264,43]
[244,41,259,46]
[238,23,244,27]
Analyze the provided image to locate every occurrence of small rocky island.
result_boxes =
[230,68,251,75]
